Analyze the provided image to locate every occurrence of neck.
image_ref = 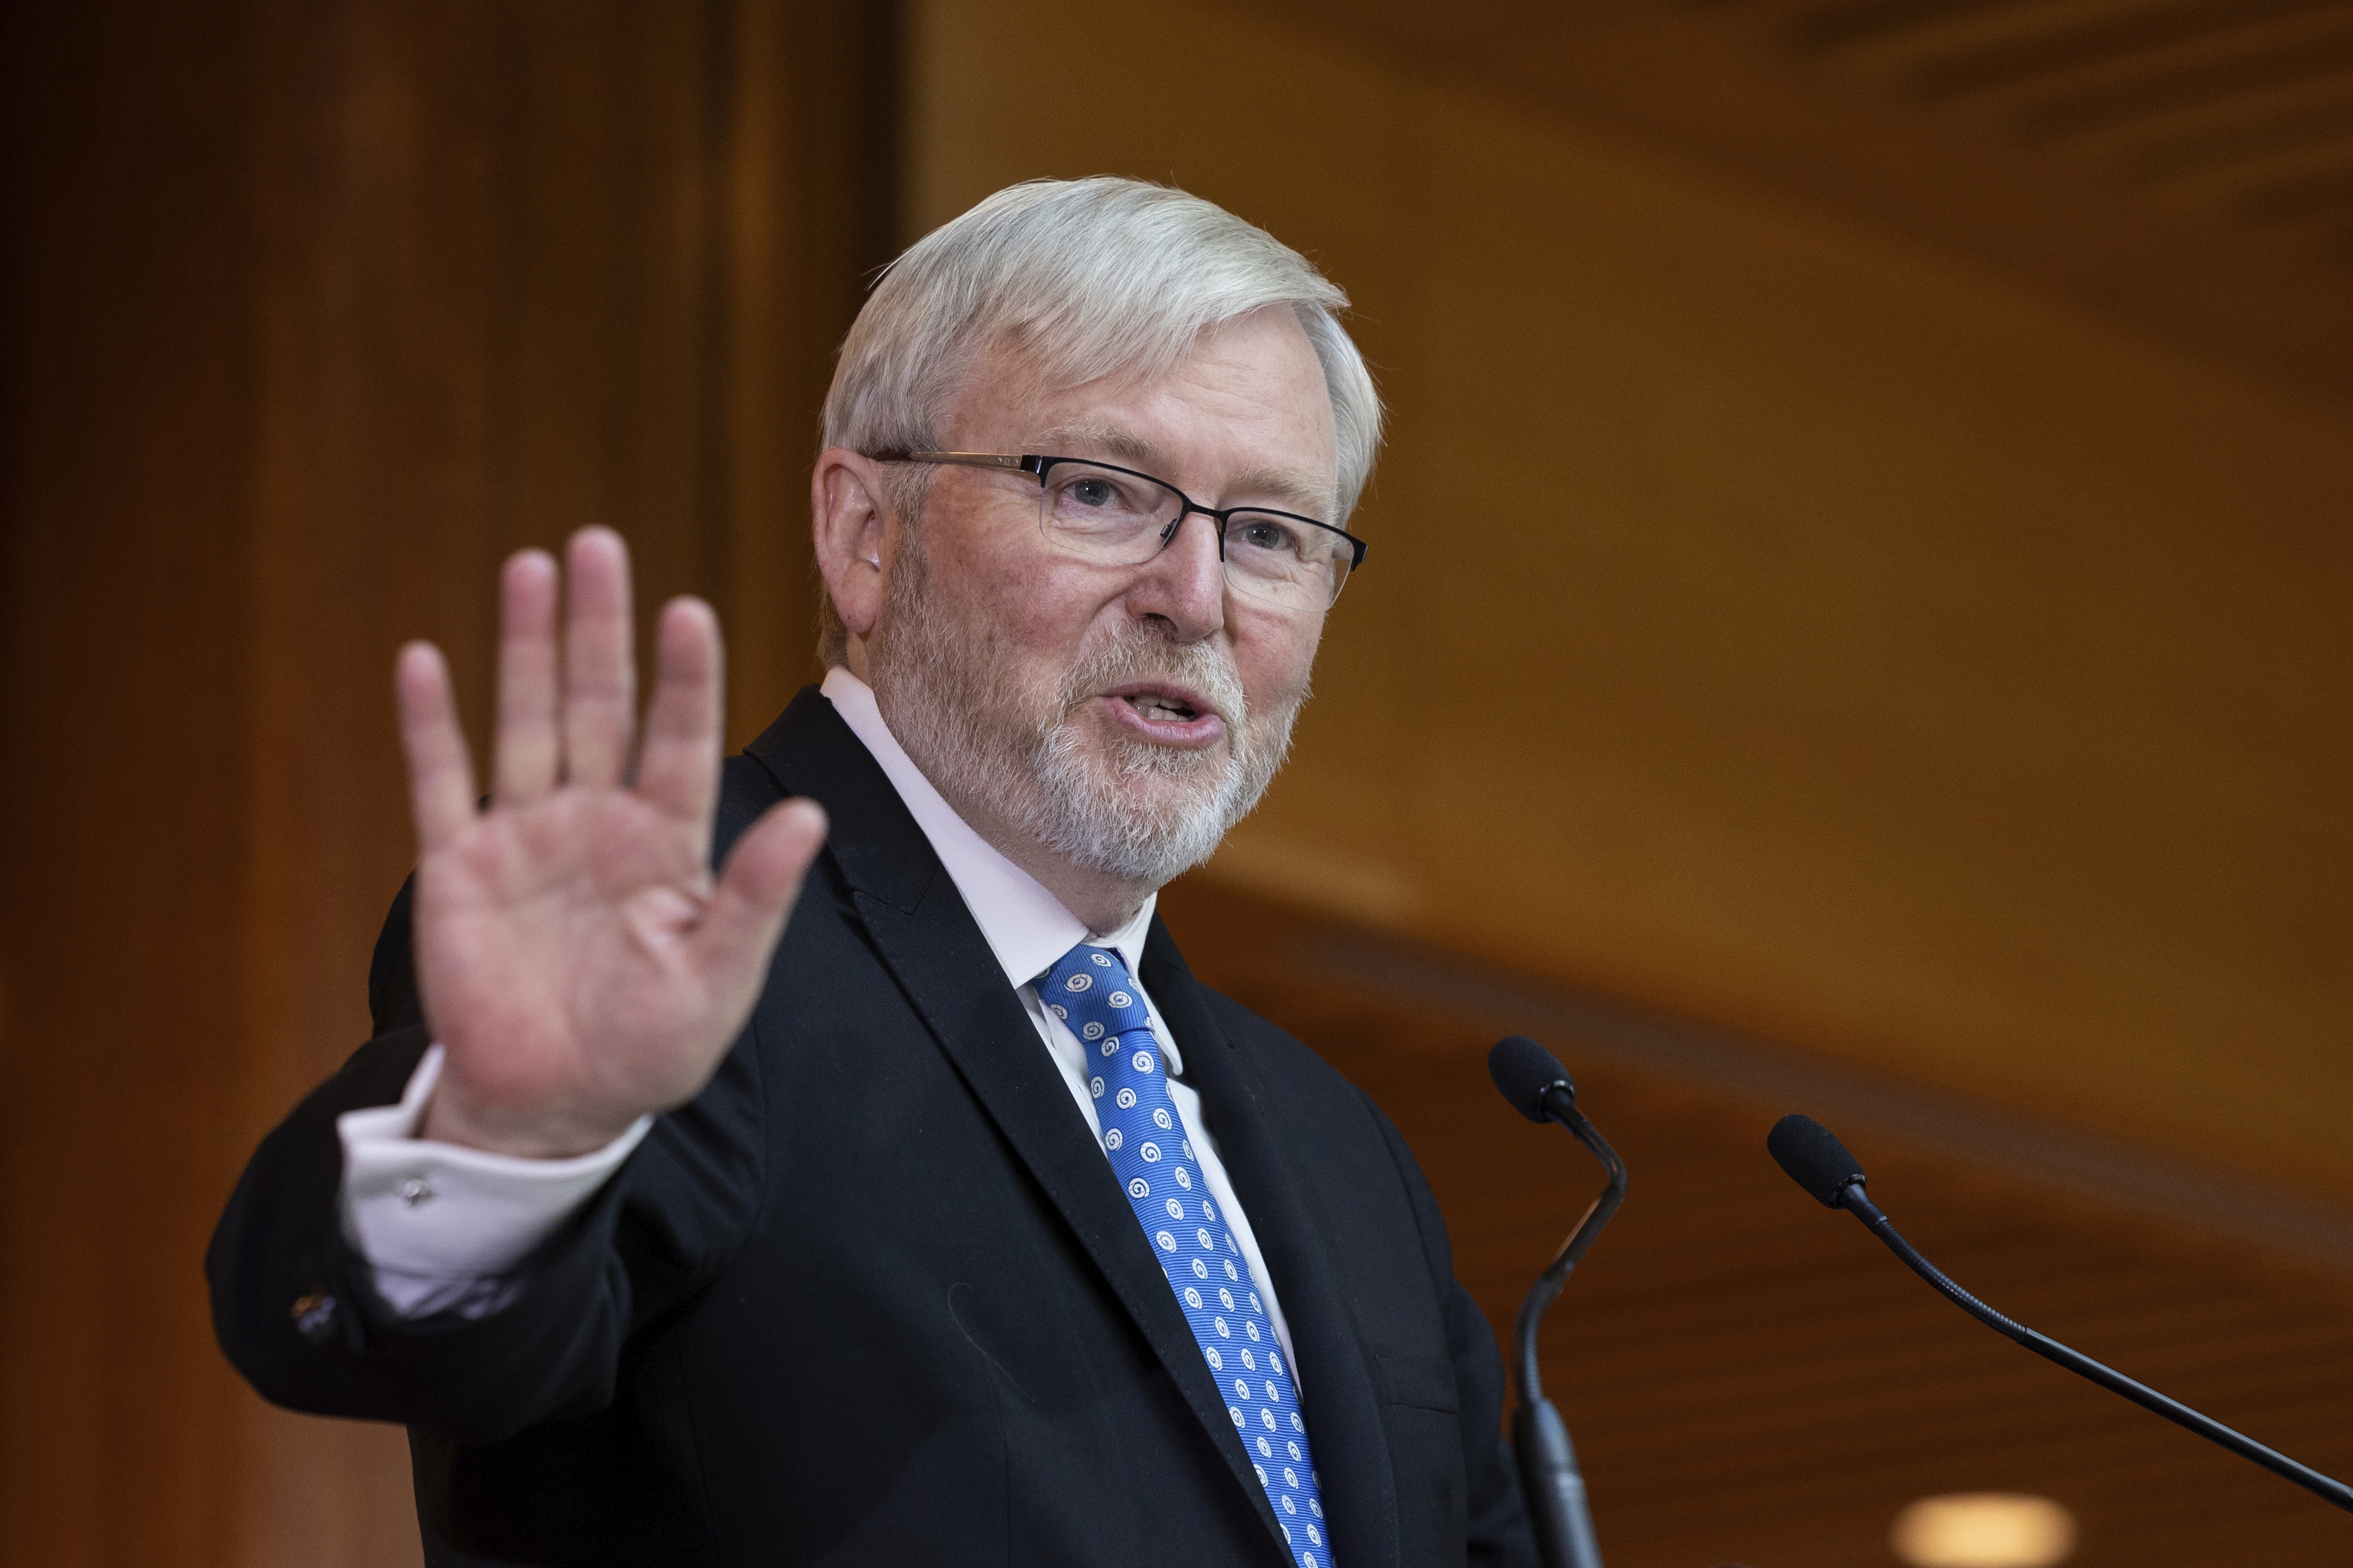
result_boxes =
[928,784,1159,936]
[1008,850,1154,939]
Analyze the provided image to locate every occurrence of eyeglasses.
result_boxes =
[869,451,1368,613]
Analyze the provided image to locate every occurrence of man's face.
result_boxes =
[867,305,1338,893]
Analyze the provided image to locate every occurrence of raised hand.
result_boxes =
[394,528,827,1157]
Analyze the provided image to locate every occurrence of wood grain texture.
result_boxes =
[1220,0,2353,404]
[0,3,888,1561]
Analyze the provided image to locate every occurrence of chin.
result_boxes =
[1028,729,1269,887]
[871,547,1303,889]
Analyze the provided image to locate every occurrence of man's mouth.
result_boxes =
[1123,692,1199,723]
[1103,682,1226,744]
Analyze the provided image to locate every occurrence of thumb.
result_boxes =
[692,797,829,989]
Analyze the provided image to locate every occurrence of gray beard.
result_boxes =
[871,544,1303,890]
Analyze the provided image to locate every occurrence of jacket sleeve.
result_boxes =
[1361,1088,1541,1568]
[205,878,769,1445]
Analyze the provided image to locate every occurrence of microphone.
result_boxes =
[1492,1032,1579,1125]
[1767,1113,2353,1514]
[1490,1036,1629,1568]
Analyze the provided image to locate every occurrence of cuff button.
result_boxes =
[290,1292,338,1345]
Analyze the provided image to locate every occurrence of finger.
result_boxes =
[561,526,635,789]
[636,596,723,825]
[394,641,476,854]
[492,549,560,804]
[691,798,828,991]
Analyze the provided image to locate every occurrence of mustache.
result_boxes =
[1057,628,1247,728]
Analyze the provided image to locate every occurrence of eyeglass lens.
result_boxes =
[1036,462,1352,610]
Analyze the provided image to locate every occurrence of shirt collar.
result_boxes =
[819,666,1158,991]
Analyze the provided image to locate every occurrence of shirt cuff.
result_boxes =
[336,1043,652,1318]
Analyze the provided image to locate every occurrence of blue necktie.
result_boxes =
[1037,943,1333,1567]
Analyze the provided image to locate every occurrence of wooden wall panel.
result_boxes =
[903,0,2353,1206]
[0,3,892,1563]
[0,7,255,1561]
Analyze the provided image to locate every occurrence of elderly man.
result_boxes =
[212,178,1534,1568]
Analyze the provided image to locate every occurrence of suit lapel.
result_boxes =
[1146,921,1404,1568]
[745,692,1292,1559]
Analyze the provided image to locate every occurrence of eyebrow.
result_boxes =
[1029,423,1336,520]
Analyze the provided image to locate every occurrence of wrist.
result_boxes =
[418,1081,643,1160]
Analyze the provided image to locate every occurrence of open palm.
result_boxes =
[396,529,826,1157]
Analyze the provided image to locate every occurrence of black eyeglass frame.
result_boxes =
[869,450,1370,591]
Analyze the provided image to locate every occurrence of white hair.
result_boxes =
[818,179,1382,658]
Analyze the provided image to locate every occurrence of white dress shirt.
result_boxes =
[339,667,1297,1370]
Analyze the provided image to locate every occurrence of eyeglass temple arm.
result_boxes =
[869,450,1042,475]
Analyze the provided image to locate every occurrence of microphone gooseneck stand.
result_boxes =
[1767,1113,2353,1516]
[1489,1036,1630,1568]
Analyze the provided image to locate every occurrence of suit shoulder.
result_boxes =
[1192,982,1366,1105]
[712,751,787,863]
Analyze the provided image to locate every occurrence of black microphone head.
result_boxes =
[1768,1114,1868,1207]
[1490,1035,1575,1123]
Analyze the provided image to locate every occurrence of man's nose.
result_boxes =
[1125,512,1227,639]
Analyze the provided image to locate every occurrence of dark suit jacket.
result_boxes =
[209,688,1534,1567]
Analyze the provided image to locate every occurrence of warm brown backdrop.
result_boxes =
[912,0,2353,1208]
[1162,878,2353,1568]
[0,2,887,1563]
[2,0,2348,1564]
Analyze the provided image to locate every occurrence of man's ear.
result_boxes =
[811,448,890,641]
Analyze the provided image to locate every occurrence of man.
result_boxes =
[212,178,1534,1567]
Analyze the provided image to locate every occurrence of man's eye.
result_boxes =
[1067,477,1118,508]
[1234,517,1304,556]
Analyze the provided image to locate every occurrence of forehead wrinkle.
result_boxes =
[1029,421,1164,469]
[1028,423,1335,519]
[1220,465,1335,519]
